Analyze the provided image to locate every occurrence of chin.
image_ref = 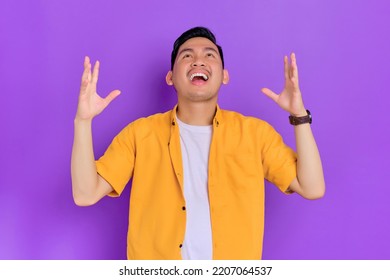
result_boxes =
[187,93,216,102]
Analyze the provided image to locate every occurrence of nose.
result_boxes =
[191,61,205,67]
[191,55,205,67]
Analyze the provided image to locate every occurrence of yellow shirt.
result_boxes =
[96,105,297,260]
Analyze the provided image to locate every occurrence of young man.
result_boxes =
[71,27,325,260]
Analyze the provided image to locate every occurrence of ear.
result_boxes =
[166,71,174,86]
[222,69,229,85]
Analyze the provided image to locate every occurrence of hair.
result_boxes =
[170,26,225,70]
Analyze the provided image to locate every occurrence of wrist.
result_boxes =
[290,108,307,117]
[289,109,312,125]
[74,117,93,125]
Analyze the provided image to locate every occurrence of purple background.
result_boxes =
[1,0,389,259]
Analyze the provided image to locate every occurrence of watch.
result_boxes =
[289,110,312,125]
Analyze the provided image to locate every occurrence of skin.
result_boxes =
[71,37,325,206]
[71,57,117,205]
[261,53,325,198]
[165,37,229,125]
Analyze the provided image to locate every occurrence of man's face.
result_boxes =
[166,37,229,103]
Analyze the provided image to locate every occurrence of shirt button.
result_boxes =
[182,206,186,211]
[179,244,183,248]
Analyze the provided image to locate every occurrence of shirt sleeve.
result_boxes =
[95,123,136,197]
[259,122,297,194]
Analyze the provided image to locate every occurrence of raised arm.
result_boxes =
[261,53,325,199]
[71,56,121,206]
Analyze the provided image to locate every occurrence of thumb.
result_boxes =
[261,88,279,103]
[104,90,121,106]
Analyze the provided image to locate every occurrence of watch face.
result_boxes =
[307,110,312,123]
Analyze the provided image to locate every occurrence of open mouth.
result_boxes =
[190,72,209,82]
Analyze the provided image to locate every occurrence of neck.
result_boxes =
[176,100,217,125]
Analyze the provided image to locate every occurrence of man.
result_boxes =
[71,27,325,260]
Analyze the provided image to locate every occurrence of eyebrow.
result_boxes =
[178,47,219,56]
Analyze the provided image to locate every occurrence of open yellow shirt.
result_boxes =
[96,105,297,260]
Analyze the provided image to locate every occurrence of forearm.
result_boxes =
[71,118,99,205]
[294,123,325,199]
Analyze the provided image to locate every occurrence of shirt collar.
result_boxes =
[170,104,223,127]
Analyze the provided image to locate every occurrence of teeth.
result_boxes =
[190,73,209,81]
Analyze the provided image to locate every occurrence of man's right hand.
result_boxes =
[76,56,121,121]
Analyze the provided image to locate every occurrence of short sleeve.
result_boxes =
[95,123,136,197]
[259,122,297,193]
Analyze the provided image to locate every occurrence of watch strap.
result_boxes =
[289,110,312,125]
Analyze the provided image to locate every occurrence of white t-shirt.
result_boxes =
[177,117,213,260]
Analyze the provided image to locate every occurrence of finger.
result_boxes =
[92,60,100,84]
[291,53,299,81]
[284,55,289,80]
[104,90,121,106]
[289,53,299,88]
[80,57,91,94]
[84,56,92,82]
[87,62,92,82]
[81,56,90,83]
[261,88,279,103]
[84,55,90,65]
[84,56,90,68]
[79,79,89,95]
